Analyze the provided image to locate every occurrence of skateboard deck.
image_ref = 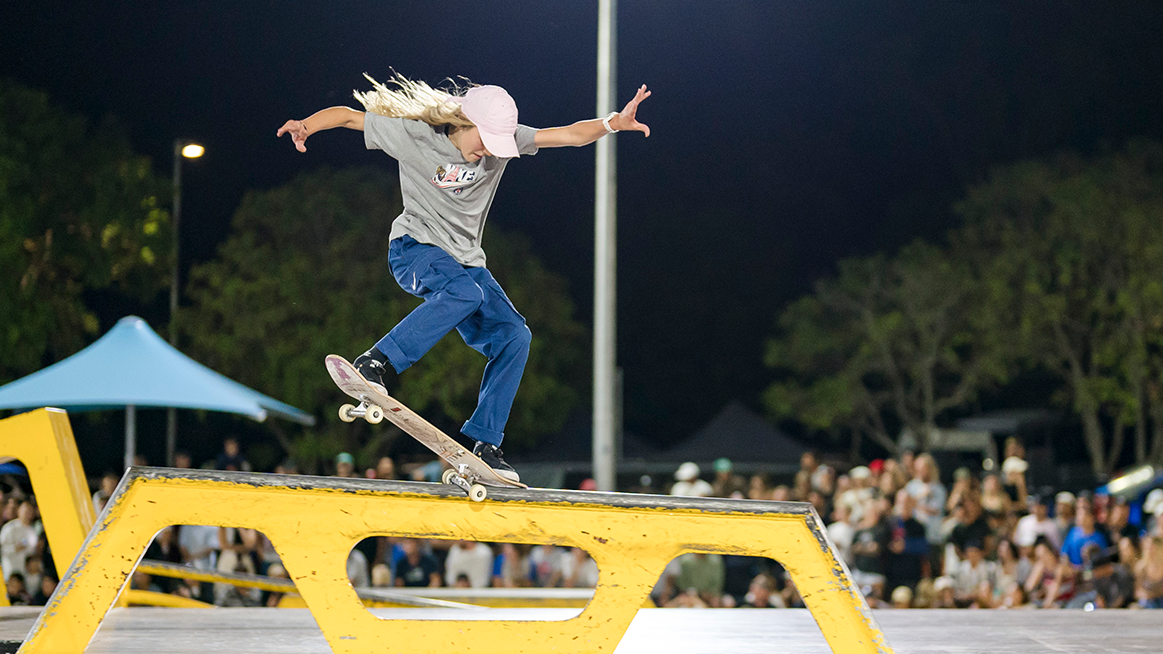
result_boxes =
[325,354,526,500]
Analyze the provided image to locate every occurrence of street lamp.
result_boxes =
[167,138,204,467]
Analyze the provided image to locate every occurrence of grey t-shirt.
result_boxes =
[363,112,539,267]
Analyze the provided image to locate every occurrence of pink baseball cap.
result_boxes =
[450,85,520,158]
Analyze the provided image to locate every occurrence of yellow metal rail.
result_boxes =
[136,559,480,609]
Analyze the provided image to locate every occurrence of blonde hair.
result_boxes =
[353,72,475,129]
[916,452,941,482]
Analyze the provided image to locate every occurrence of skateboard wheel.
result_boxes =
[469,484,487,502]
[339,404,357,423]
[441,468,458,485]
[365,405,384,424]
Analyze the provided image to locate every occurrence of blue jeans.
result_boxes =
[375,236,531,446]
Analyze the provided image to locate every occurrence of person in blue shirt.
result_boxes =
[1061,503,1109,567]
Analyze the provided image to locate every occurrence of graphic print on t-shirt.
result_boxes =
[431,164,477,195]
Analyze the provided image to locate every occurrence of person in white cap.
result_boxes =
[1143,488,1163,536]
[1000,455,1028,505]
[278,73,651,481]
[671,462,713,498]
[1053,491,1076,540]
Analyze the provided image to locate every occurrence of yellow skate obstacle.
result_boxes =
[4,409,891,654]
[25,474,891,654]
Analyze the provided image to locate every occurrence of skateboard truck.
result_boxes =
[338,400,385,424]
[441,463,489,502]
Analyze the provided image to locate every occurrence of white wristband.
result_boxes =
[602,111,619,134]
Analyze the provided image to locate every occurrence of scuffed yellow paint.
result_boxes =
[22,469,892,654]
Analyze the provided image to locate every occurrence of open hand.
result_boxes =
[276,119,309,152]
[614,84,652,137]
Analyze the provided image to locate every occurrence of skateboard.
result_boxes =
[325,354,527,501]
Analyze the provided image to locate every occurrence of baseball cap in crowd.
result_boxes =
[1144,488,1163,516]
[890,585,913,606]
[1056,491,1076,505]
[1002,456,1029,475]
[713,458,733,474]
[933,576,954,592]
[451,85,520,158]
[849,466,871,481]
[336,452,355,466]
[675,462,700,481]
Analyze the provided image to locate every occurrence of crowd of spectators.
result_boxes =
[13,434,1162,610]
[657,441,1163,610]
[0,493,56,606]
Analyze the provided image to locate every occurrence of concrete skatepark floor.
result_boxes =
[0,607,1158,653]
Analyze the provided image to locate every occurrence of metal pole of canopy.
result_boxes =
[125,404,137,471]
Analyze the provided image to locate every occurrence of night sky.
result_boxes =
[3,1,1163,445]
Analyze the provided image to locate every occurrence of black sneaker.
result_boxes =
[472,442,520,483]
[352,353,390,395]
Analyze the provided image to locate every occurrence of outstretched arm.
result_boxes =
[276,107,366,153]
[535,85,651,148]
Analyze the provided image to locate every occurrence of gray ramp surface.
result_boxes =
[3,607,1158,654]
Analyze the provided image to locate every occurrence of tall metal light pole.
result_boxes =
[593,0,619,491]
[168,139,203,467]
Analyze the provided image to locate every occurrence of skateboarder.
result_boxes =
[278,73,651,481]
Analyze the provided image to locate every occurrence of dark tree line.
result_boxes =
[766,142,1163,478]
